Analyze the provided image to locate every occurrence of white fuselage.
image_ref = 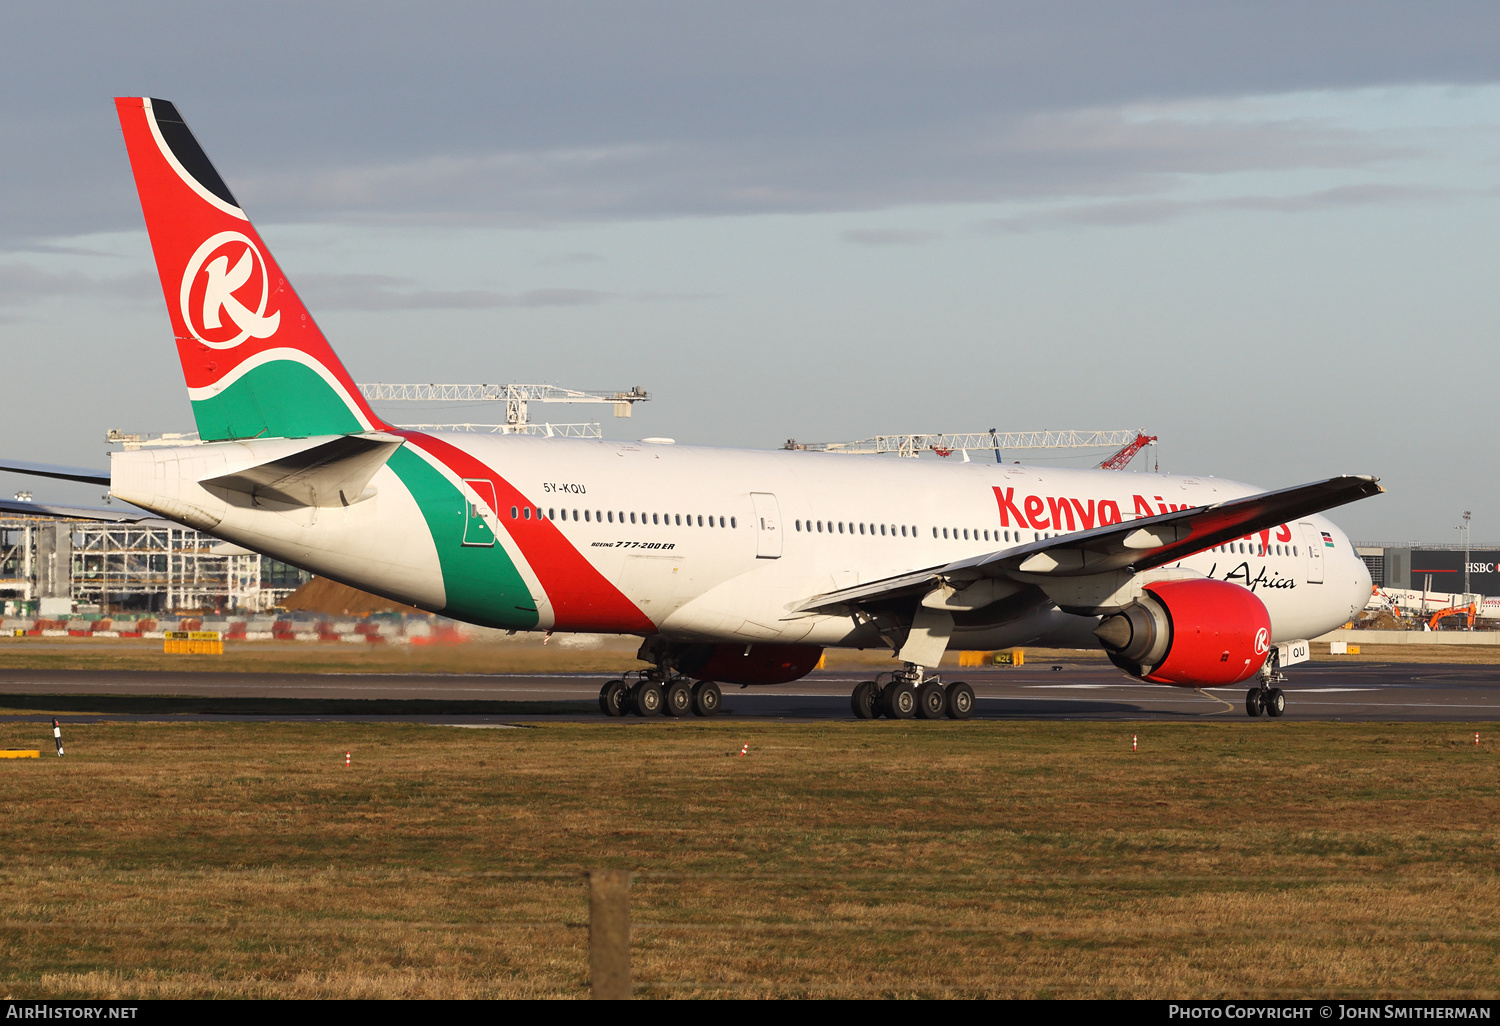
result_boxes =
[111,434,1373,651]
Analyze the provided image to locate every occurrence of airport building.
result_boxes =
[1356,543,1500,595]
[0,513,309,617]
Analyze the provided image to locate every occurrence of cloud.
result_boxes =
[985,183,1446,232]
[842,229,939,246]
[0,264,153,305]
[3,4,1498,240]
[294,273,610,311]
[539,251,605,265]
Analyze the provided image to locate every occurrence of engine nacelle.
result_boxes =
[1093,578,1271,687]
[676,643,824,686]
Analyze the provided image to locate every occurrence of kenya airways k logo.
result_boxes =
[179,231,281,349]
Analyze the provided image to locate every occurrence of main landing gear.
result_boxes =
[1245,651,1287,718]
[600,639,724,718]
[851,665,974,721]
[598,675,722,718]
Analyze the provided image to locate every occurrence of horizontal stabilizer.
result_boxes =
[202,432,404,508]
[796,474,1383,613]
[0,459,111,486]
[0,498,169,524]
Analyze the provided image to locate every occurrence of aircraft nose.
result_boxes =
[1351,548,1373,615]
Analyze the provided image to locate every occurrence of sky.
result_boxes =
[2,2,1499,544]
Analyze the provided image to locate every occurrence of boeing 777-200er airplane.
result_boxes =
[0,98,1382,720]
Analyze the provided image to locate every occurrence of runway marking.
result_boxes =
[439,723,528,729]
[1283,687,1379,693]
[1025,684,1148,690]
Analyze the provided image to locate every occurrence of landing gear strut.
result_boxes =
[598,641,723,718]
[851,664,974,721]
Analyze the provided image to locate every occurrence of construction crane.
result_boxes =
[357,383,650,430]
[783,429,1149,462]
[107,383,652,447]
[1096,432,1158,471]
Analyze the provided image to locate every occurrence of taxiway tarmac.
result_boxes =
[1,661,1498,723]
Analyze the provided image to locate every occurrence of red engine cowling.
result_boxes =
[676,643,823,686]
[1093,578,1271,687]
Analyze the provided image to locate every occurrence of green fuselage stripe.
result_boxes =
[386,446,540,630]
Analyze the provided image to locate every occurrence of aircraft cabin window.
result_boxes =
[858,523,864,535]
[510,506,518,519]
[900,525,906,537]
[730,517,736,528]
[523,507,532,520]
[932,527,937,538]
[880,524,886,536]
[942,528,948,539]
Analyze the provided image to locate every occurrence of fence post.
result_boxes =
[588,870,631,999]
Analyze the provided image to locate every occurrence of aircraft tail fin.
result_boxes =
[113,97,386,442]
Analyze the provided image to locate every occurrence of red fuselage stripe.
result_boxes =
[403,433,656,632]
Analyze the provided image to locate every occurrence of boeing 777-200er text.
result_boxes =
[0,98,1382,720]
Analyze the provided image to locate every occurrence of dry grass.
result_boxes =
[0,718,1496,998]
[1312,642,1500,664]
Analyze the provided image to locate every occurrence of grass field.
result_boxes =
[0,717,1496,998]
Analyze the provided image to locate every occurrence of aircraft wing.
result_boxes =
[0,498,168,524]
[0,458,111,486]
[795,474,1382,613]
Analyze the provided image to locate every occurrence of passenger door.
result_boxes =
[750,492,782,559]
[1299,521,1324,584]
[463,479,497,547]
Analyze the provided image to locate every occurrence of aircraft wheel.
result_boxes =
[691,680,722,717]
[945,681,975,720]
[1265,687,1286,718]
[1245,688,1265,718]
[663,678,693,717]
[915,682,946,719]
[599,679,628,717]
[850,680,878,720]
[631,681,663,716]
[883,682,917,719]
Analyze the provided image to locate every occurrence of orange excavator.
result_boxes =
[1428,602,1478,631]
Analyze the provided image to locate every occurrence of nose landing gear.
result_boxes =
[1245,652,1288,718]
[1245,686,1286,717]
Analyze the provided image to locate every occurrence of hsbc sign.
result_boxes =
[1405,549,1500,596]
